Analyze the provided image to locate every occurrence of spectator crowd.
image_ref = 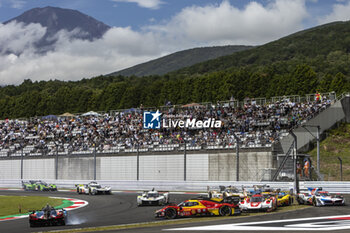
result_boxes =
[0,95,333,157]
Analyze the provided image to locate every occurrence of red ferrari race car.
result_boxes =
[155,198,240,219]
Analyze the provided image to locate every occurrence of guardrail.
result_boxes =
[1,180,350,193]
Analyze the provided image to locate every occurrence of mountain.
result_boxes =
[1,21,350,118]
[108,45,253,77]
[3,6,110,53]
[173,21,350,76]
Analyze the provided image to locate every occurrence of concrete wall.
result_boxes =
[59,157,95,180]
[99,156,136,180]
[24,158,55,179]
[0,159,21,179]
[0,150,273,181]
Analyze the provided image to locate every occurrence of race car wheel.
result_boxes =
[29,221,36,227]
[297,197,304,205]
[219,205,231,216]
[313,198,318,207]
[165,208,177,219]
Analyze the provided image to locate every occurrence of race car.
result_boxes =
[296,188,318,205]
[276,191,293,207]
[137,189,169,206]
[29,204,67,227]
[240,194,278,212]
[311,189,345,207]
[208,186,243,204]
[75,181,111,195]
[22,180,57,191]
[155,198,240,219]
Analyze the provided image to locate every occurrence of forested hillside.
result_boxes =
[174,21,350,76]
[1,21,350,119]
[109,45,252,77]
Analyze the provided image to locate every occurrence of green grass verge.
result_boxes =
[46,203,310,233]
[308,123,350,181]
[0,196,64,217]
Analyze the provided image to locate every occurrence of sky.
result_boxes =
[0,0,350,85]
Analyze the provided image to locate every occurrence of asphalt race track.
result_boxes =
[0,190,192,233]
[0,190,350,233]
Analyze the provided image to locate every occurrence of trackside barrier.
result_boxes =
[1,180,350,193]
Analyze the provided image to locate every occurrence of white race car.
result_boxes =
[296,188,314,205]
[137,189,169,206]
[311,188,345,207]
[75,181,112,195]
[240,194,278,212]
[208,186,243,204]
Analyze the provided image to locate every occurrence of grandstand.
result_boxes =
[0,92,336,156]
[0,92,348,182]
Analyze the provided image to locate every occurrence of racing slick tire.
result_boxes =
[297,197,304,205]
[313,198,319,207]
[219,205,231,216]
[165,208,177,219]
[29,221,36,227]
[60,219,66,226]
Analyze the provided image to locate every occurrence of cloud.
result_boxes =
[111,0,164,9]
[147,0,308,46]
[0,0,309,85]
[0,21,46,54]
[0,0,26,9]
[318,0,350,24]
[10,0,25,9]
[0,23,164,84]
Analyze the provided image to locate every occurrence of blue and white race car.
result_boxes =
[312,188,345,207]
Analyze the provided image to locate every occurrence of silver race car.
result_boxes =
[137,189,169,206]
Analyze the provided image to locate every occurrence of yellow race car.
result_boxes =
[277,191,293,206]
